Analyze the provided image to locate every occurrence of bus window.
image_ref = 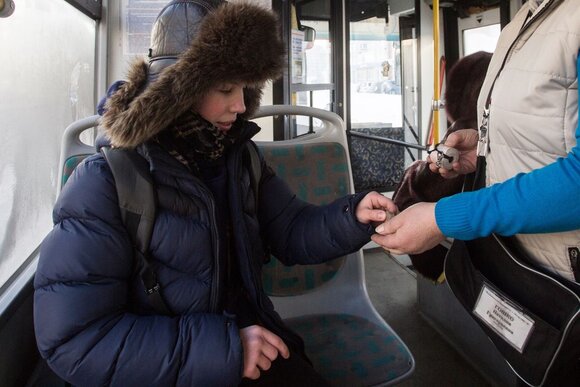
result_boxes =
[463,24,500,56]
[0,0,96,289]
[349,15,402,129]
[458,7,501,56]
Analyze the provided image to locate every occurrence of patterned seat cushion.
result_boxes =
[286,314,414,386]
[350,127,405,193]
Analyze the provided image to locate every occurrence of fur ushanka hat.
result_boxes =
[102,0,286,148]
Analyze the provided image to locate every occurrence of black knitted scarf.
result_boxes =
[156,112,242,174]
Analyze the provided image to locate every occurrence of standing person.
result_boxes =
[34,1,395,386]
[373,2,579,383]
[372,0,580,282]
[373,2,580,286]
[389,51,492,281]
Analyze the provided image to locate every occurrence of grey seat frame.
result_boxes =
[253,106,387,322]
[253,106,414,386]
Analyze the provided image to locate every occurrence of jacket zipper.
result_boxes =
[206,193,221,313]
[190,178,221,313]
[232,145,268,311]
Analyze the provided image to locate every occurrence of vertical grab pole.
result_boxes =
[432,0,440,144]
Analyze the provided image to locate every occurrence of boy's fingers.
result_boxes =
[262,329,289,359]
[368,210,386,221]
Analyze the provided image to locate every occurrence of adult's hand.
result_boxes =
[240,325,289,380]
[355,191,398,226]
[371,202,445,255]
[429,129,478,178]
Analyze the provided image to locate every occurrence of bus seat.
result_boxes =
[253,105,415,386]
[57,115,100,194]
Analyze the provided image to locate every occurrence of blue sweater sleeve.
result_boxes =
[435,55,580,240]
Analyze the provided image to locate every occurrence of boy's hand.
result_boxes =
[240,325,289,380]
[356,191,397,226]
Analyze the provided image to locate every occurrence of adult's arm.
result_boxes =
[436,56,580,239]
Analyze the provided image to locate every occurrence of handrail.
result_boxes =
[349,131,426,151]
[349,128,426,163]
[432,0,441,143]
[257,105,427,164]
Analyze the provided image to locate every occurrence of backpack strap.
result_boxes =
[101,147,172,316]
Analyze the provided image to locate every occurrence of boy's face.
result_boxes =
[199,83,246,132]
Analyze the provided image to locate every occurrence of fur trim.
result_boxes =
[102,2,285,148]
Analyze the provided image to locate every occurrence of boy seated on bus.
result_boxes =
[33,1,395,385]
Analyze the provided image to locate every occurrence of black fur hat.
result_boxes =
[102,1,285,148]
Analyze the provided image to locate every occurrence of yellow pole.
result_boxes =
[432,0,440,144]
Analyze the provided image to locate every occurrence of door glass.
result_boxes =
[348,11,409,192]
[297,20,332,85]
[399,15,420,167]
[350,16,402,129]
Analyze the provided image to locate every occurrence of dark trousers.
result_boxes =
[239,352,331,387]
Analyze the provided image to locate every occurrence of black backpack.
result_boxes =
[101,143,262,315]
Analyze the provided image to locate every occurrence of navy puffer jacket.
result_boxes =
[34,120,374,386]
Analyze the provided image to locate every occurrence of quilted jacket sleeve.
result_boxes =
[257,157,374,265]
[33,155,242,387]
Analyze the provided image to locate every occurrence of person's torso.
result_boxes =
[131,141,265,315]
[476,0,580,281]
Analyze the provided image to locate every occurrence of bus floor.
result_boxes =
[364,247,494,387]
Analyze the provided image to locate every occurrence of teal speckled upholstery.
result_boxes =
[62,155,89,187]
[260,142,349,296]
[287,314,413,386]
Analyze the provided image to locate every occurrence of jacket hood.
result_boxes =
[102,2,285,148]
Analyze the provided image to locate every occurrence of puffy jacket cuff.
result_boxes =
[179,314,243,386]
[347,191,376,237]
